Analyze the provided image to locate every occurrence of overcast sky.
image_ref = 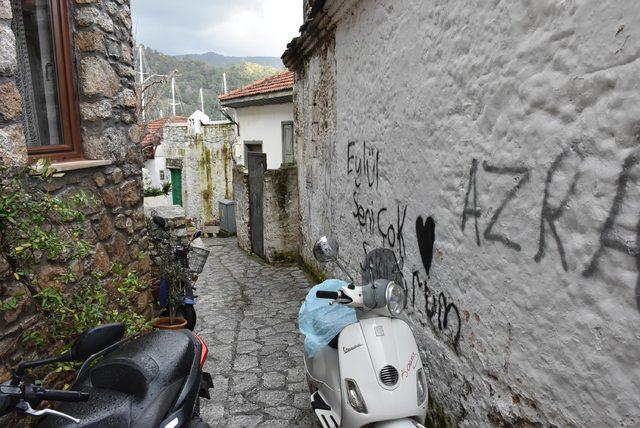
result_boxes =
[131,0,303,57]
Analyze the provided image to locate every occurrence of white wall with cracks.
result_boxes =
[293,0,640,426]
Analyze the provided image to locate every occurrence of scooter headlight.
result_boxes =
[345,379,367,414]
[385,281,406,316]
[416,367,427,405]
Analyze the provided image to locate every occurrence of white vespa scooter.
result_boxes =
[302,237,428,428]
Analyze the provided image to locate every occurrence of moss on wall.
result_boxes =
[426,394,458,428]
[221,142,231,199]
[196,134,214,222]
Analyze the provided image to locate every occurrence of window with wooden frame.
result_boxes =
[11,0,83,160]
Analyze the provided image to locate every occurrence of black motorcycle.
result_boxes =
[0,323,213,427]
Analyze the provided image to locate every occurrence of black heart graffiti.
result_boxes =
[415,216,435,276]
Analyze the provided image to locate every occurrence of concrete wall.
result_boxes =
[163,122,235,225]
[292,1,640,426]
[233,164,301,263]
[235,102,294,169]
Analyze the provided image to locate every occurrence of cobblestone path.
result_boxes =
[196,237,316,427]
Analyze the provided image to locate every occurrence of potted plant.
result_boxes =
[148,218,189,330]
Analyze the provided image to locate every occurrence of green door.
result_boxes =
[170,169,182,206]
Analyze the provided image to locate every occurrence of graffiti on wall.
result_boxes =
[460,146,640,310]
[348,140,463,351]
[411,218,462,351]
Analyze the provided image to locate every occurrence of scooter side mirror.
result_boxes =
[70,323,125,361]
[313,236,339,263]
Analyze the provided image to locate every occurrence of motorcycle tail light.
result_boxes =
[416,368,427,405]
[193,333,208,368]
[345,379,367,414]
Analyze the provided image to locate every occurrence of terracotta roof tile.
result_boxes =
[219,71,293,102]
[140,116,187,159]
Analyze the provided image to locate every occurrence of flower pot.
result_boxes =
[152,316,187,330]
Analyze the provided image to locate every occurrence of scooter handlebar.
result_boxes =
[25,386,90,402]
[316,290,340,299]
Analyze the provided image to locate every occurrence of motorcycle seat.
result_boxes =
[90,329,194,394]
[38,330,196,428]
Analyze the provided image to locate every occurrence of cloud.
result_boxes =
[131,0,303,57]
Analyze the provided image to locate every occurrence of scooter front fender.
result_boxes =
[338,317,427,427]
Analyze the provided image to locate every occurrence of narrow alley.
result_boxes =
[195,237,316,427]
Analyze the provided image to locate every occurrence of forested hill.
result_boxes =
[138,46,282,121]
[174,52,283,69]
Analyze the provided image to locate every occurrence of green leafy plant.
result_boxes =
[0,161,151,363]
[162,181,172,195]
[144,186,165,197]
[147,218,190,325]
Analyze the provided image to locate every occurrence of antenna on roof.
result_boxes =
[138,45,145,121]
[223,73,228,94]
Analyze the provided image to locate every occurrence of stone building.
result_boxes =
[0,0,147,383]
[161,118,235,226]
[284,0,640,426]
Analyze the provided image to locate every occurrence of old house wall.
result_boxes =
[294,0,640,426]
[262,165,300,262]
[233,165,251,252]
[235,102,294,169]
[233,165,301,262]
[0,0,148,384]
[162,122,235,225]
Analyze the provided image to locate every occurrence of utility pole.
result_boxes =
[200,88,204,112]
[223,72,228,94]
[138,45,145,121]
[171,77,176,116]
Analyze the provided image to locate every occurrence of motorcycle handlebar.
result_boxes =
[25,386,90,403]
[316,290,340,299]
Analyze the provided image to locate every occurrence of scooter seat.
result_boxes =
[37,330,196,428]
[90,329,194,395]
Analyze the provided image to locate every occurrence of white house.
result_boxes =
[219,71,294,169]
[140,115,187,189]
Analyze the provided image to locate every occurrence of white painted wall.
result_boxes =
[143,144,169,189]
[234,102,293,169]
[294,1,640,426]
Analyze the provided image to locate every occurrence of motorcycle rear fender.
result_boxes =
[158,332,205,428]
[338,318,427,426]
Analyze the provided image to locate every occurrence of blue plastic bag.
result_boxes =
[299,279,357,358]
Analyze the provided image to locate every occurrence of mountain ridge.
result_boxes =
[138,46,281,121]
[174,51,283,69]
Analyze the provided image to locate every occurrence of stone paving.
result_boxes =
[195,237,316,427]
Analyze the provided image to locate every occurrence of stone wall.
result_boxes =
[233,164,301,263]
[233,164,251,252]
[263,165,301,262]
[0,0,147,387]
[162,123,235,225]
[290,1,640,426]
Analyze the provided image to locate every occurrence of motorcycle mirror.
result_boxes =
[70,323,125,361]
[191,230,202,241]
[313,236,339,263]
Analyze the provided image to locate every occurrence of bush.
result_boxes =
[0,160,151,367]
[144,186,164,197]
